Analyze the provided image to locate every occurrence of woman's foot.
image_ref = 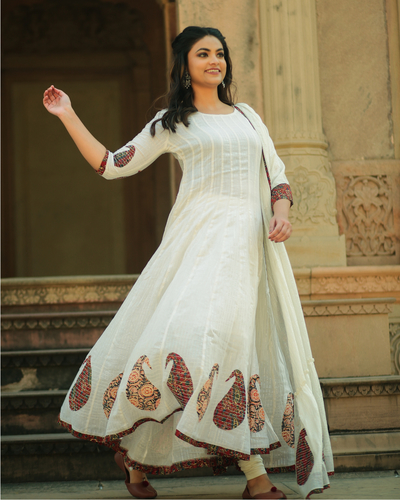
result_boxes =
[243,473,287,499]
[128,468,148,484]
[114,452,157,498]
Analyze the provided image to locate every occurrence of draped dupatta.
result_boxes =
[236,103,334,498]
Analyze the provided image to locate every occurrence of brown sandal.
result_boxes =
[242,485,287,499]
[114,452,157,499]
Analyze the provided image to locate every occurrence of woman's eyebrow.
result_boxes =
[195,47,224,53]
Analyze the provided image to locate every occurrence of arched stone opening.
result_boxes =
[2,0,171,277]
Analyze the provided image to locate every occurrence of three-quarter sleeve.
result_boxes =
[97,111,169,180]
[262,129,293,208]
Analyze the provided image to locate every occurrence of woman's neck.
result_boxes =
[192,86,230,114]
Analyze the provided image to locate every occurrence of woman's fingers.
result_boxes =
[269,219,292,242]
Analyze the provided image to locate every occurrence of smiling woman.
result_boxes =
[44,25,333,500]
[189,37,227,91]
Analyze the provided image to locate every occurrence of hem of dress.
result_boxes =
[58,416,333,486]
[306,483,331,499]
[175,429,281,460]
[105,408,183,441]
[58,407,183,444]
[58,414,236,475]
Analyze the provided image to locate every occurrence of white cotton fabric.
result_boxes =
[59,105,333,498]
[238,454,267,481]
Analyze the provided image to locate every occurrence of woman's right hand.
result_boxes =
[43,85,71,117]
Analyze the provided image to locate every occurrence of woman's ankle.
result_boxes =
[124,464,145,484]
[247,473,274,494]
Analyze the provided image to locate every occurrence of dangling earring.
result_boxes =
[221,80,226,89]
[184,71,191,89]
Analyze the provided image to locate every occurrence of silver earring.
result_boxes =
[221,80,226,89]
[184,71,191,89]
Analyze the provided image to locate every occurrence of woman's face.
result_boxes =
[187,35,226,89]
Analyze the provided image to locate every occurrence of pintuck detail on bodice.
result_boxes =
[96,106,293,211]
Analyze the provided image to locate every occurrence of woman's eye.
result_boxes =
[198,52,207,57]
[217,52,225,58]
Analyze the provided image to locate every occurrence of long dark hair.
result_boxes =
[150,26,235,136]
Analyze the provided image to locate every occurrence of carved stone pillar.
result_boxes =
[260,0,346,267]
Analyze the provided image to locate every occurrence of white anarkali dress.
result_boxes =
[59,104,334,498]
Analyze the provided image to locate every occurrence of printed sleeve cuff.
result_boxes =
[271,183,293,209]
[97,150,109,176]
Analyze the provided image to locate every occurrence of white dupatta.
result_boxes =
[236,103,334,498]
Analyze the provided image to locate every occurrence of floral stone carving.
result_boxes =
[341,175,395,258]
[288,165,337,227]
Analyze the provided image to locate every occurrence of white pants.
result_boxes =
[238,455,267,480]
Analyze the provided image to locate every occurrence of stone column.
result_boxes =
[259,0,346,267]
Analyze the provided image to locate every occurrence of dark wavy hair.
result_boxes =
[150,26,235,136]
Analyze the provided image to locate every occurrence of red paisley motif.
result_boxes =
[165,353,194,409]
[126,355,161,411]
[296,428,314,486]
[197,364,219,421]
[282,392,295,448]
[69,356,92,411]
[213,369,246,430]
[114,145,136,168]
[248,374,265,433]
[103,372,123,419]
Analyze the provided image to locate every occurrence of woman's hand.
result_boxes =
[43,85,71,117]
[42,85,106,171]
[269,199,292,242]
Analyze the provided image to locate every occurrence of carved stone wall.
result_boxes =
[1,276,138,309]
[332,160,400,266]
[390,321,400,375]
[303,298,393,377]
[2,0,145,54]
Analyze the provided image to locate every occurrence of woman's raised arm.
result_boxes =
[43,85,106,172]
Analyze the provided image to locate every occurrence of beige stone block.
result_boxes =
[330,429,400,471]
[285,235,347,268]
[308,265,400,304]
[304,299,393,377]
[331,431,400,456]
[316,0,394,160]
[334,453,400,472]
[324,394,400,432]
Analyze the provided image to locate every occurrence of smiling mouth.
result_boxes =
[205,69,220,73]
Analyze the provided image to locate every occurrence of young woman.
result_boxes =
[43,26,333,500]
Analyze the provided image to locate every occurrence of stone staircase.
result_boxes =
[1,277,128,483]
[2,273,400,483]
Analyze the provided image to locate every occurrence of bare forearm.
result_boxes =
[272,198,291,218]
[58,106,106,171]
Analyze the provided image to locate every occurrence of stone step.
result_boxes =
[2,431,400,483]
[1,433,238,483]
[1,348,89,391]
[1,310,116,350]
[1,433,119,483]
[1,390,67,435]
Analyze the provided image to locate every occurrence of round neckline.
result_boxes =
[196,107,236,117]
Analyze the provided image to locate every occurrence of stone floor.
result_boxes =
[2,470,400,499]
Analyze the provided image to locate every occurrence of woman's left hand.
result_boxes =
[268,215,292,242]
[269,199,292,242]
